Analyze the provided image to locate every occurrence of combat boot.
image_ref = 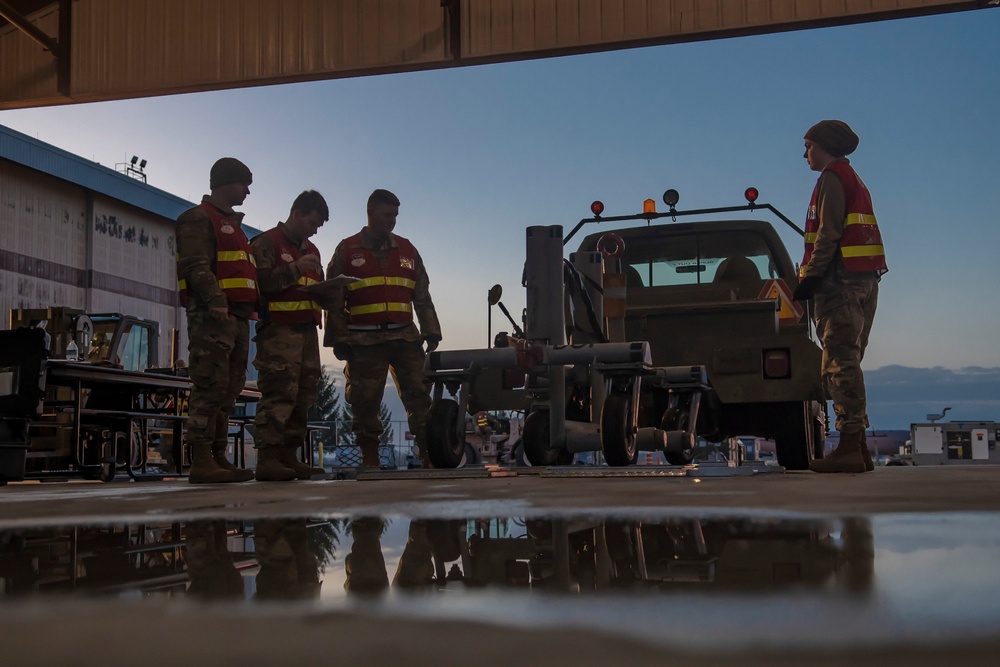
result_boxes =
[189,445,243,484]
[212,447,254,482]
[254,446,297,482]
[358,439,381,469]
[279,446,326,480]
[809,430,867,474]
[860,432,875,472]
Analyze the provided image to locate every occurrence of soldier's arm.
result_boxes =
[324,244,351,342]
[412,249,442,340]
[176,214,228,309]
[802,171,846,280]
[250,233,299,296]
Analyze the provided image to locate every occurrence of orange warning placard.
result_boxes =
[757,279,805,325]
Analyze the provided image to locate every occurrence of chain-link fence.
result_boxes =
[308,420,418,470]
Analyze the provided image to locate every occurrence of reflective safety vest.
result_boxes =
[801,160,888,277]
[178,203,259,307]
[343,233,418,327]
[260,227,322,326]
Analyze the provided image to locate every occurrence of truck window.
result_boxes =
[625,231,777,288]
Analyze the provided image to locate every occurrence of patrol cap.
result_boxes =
[804,120,859,158]
[210,157,253,189]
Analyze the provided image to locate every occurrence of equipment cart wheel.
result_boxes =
[601,392,638,466]
[661,407,694,465]
[522,410,573,466]
[425,399,465,469]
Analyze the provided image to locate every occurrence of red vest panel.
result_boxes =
[343,233,418,327]
[261,227,322,326]
[178,203,259,307]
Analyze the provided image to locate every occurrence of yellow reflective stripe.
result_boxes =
[298,276,320,286]
[844,213,878,227]
[178,279,187,289]
[217,250,249,262]
[841,244,885,258]
[269,300,320,312]
[347,276,416,290]
[218,278,257,290]
[804,232,817,243]
[349,302,413,316]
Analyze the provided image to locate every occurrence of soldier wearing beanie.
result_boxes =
[176,157,258,483]
[793,121,888,474]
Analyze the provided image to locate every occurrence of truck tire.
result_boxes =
[774,401,822,470]
[602,392,638,466]
[425,399,465,469]
[523,410,574,466]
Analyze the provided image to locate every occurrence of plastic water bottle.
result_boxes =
[65,337,79,361]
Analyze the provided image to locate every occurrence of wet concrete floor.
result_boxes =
[2,465,1000,665]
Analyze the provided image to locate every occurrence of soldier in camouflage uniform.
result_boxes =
[250,190,331,481]
[793,121,888,473]
[176,158,258,484]
[253,519,321,599]
[323,189,442,468]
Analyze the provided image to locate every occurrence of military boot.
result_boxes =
[809,430,868,473]
[860,432,875,472]
[254,446,297,482]
[189,445,243,484]
[358,438,381,469]
[212,447,254,482]
[279,446,326,480]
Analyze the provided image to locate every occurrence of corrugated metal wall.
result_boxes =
[0,159,183,364]
[0,0,986,109]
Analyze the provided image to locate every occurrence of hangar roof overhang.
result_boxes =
[1,0,997,111]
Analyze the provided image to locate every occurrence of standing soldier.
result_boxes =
[793,120,888,473]
[176,158,258,483]
[323,189,442,468]
[249,190,330,481]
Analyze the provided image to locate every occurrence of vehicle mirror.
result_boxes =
[488,284,503,306]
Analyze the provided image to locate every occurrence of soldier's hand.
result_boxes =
[296,254,322,275]
[792,276,821,301]
[424,335,441,354]
[333,342,353,361]
[208,305,230,321]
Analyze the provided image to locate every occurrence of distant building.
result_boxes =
[0,123,260,364]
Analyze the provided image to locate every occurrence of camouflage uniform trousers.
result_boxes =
[344,339,432,461]
[344,517,389,594]
[813,272,880,434]
[252,323,321,451]
[253,518,320,599]
[186,311,250,452]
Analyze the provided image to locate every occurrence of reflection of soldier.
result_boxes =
[792,121,887,474]
[323,189,442,468]
[343,517,388,595]
[185,521,244,598]
[393,520,435,588]
[176,158,258,483]
[253,519,321,599]
[250,191,331,481]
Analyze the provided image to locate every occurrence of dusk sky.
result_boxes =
[3,8,998,428]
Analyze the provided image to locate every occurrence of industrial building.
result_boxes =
[0,123,259,364]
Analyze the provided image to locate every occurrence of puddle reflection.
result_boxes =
[0,514,877,599]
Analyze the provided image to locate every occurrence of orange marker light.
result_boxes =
[643,198,656,215]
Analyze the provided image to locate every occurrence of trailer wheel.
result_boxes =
[523,410,573,466]
[661,407,694,465]
[601,392,638,466]
[774,401,822,470]
[425,399,465,469]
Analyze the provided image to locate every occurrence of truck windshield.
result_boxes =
[624,231,778,288]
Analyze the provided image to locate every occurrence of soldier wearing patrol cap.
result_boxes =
[249,190,331,481]
[176,157,258,484]
[793,120,888,473]
[323,189,442,469]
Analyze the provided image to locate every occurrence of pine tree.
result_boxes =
[308,366,342,452]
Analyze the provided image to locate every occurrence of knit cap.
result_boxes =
[804,120,859,157]
[210,157,253,189]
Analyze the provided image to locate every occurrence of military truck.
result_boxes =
[571,189,826,469]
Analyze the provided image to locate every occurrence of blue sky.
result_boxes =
[2,9,998,427]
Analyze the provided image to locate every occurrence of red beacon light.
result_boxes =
[590,200,605,217]
[744,187,759,205]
